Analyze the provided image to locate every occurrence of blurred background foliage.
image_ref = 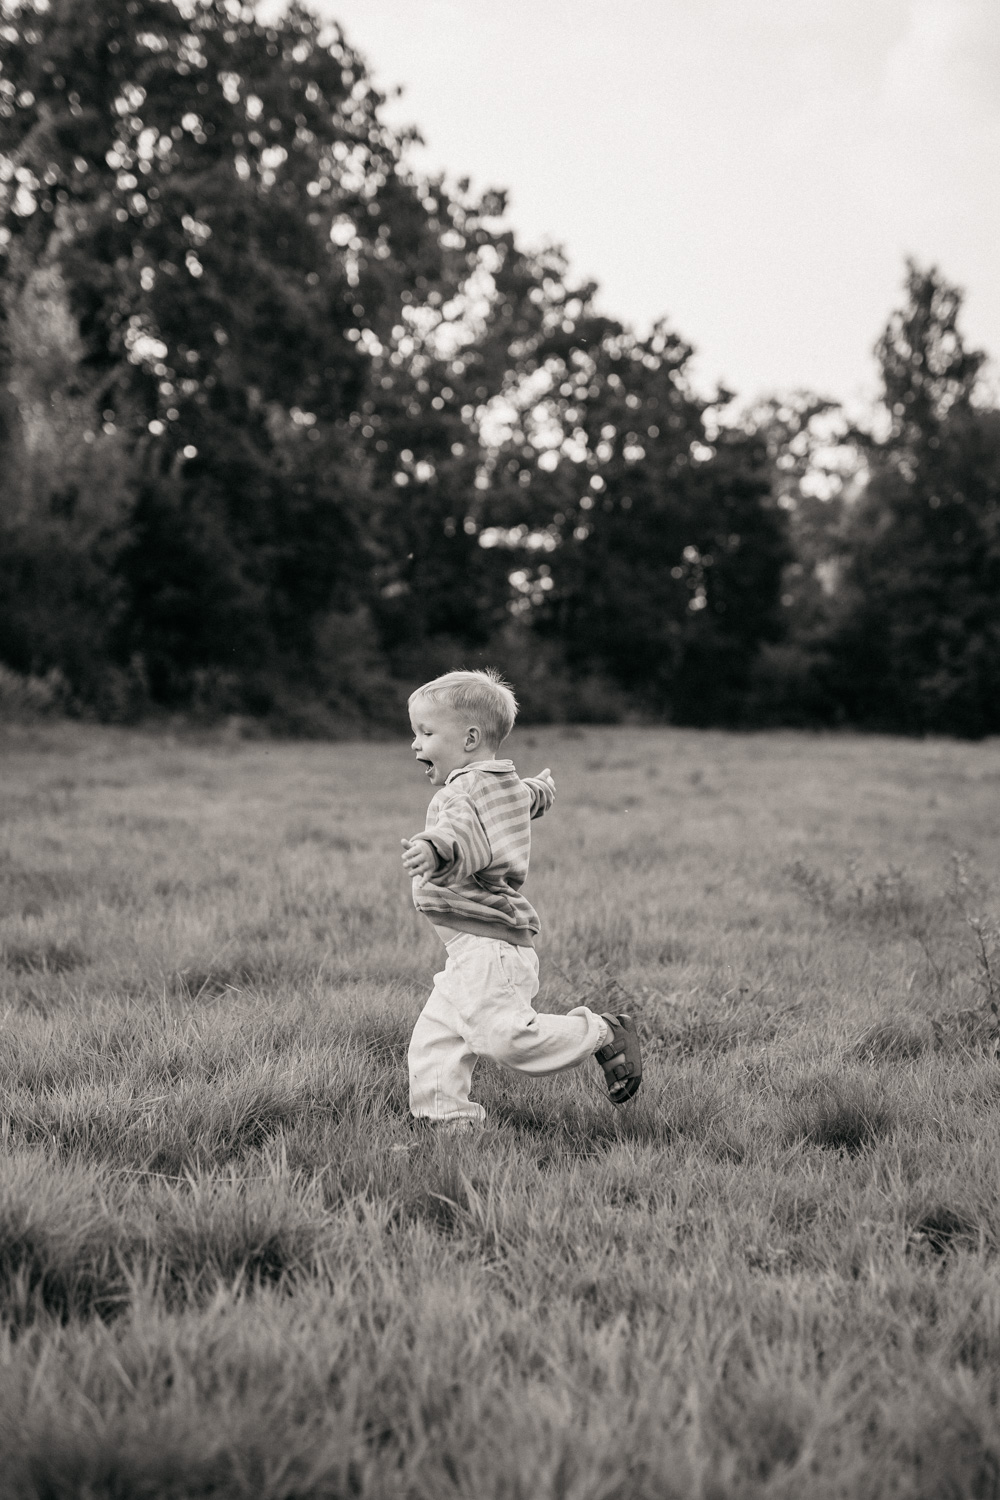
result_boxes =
[1,0,998,736]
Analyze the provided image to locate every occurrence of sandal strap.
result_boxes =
[596,1012,642,1106]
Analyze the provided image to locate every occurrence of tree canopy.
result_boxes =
[825,263,1000,737]
[1,4,997,735]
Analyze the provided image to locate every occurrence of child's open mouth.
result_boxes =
[416,757,434,777]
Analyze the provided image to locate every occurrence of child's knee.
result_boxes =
[480,1016,537,1068]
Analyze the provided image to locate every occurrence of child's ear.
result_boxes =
[465,725,481,750]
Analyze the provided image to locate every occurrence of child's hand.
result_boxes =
[534,767,556,800]
[400,837,438,887]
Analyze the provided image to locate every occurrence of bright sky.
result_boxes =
[307,0,1000,410]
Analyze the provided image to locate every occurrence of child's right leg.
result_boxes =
[409,933,607,1124]
[408,933,643,1123]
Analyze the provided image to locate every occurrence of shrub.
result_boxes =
[0,662,70,720]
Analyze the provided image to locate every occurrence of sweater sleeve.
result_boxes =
[522,776,554,820]
[411,791,493,883]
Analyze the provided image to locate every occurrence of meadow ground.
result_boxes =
[1,721,1000,1499]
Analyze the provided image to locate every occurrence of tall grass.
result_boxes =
[1,721,999,1496]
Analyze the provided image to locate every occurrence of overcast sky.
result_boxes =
[306,0,999,410]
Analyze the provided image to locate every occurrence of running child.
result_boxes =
[400,668,642,1126]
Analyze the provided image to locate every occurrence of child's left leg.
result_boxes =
[408,950,487,1123]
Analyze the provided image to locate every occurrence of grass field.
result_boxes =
[2,721,1000,1499]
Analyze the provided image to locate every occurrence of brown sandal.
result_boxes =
[595,1013,642,1104]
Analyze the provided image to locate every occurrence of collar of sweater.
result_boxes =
[444,759,515,784]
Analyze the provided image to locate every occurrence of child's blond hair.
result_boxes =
[408,668,518,749]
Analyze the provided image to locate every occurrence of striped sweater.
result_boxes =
[409,759,553,945]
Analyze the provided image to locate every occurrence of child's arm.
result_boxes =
[401,793,492,885]
[522,767,556,819]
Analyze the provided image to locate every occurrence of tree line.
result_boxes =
[1,0,998,736]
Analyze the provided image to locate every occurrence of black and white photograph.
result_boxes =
[1,0,999,1494]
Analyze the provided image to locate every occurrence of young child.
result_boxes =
[400,668,642,1127]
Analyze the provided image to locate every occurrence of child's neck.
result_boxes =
[454,749,501,773]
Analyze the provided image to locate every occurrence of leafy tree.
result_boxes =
[0,0,800,727]
[738,393,860,628]
[0,253,137,712]
[465,270,790,723]
[828,263,1000,737]
[0,0,508,711]
[355,196,557,671]
[733,392,863,725]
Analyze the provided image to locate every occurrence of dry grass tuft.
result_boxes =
[853,1016,931,1062]
[784,1073,895,1155]
[932,1001,1000,1057]
[907,1202,983,1257]
[2,939,89,973]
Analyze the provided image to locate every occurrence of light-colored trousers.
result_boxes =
[408,931,608,1122]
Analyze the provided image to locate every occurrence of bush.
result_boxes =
[0,662,70,720]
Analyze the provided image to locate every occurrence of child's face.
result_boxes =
[409,697,477,786]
